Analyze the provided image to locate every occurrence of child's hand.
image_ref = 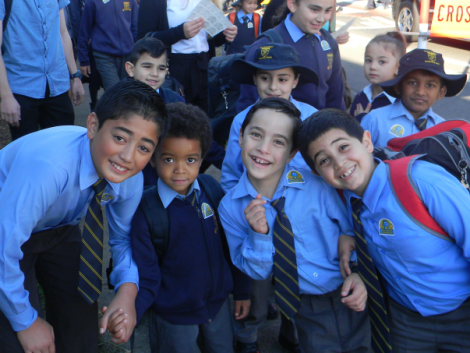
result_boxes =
[223,25,238,42]
[234,299,251,320]
[338,234,355,279]
[17,317,55,353]
[184,18,205,39]
[354,102,371,117]
[341,273,367,311]
[245,194,268,234]
[99,283,137,344]
[335,31,350,44]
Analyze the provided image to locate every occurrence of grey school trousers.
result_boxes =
[93,51,130,90]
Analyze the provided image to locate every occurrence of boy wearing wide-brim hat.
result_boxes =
[360,48,468,148]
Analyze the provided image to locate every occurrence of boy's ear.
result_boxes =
[286,0,297,13]
[292,74,299,89]
[86,112,99,140]
[239,129,243,148]
[125,61,134,77]
[252,73,257,86]
[437,85,447,100]
[362,130,374,153]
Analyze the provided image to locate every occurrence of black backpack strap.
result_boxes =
[3,0,12,34]
[197,174,225,208]
[256,28,284,44]
[140,185,170,261]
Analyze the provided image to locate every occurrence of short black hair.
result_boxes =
[241,97,301,152]
[161,103,212,158]
[298,109,364,173]
[94,79,167,137]
[130,37,167,65]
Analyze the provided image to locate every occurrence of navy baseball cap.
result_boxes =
[230,43,319,86]
[380,49,467,97]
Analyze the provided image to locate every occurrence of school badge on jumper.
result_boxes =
[247,22,253,28]
[389,124,405,137]
[259,46,273,60]
[101,194,114,202]
[286,170,305,184]
[123,1,131,11]
[379,219,395,236]
[321,40,331,51]
[327,53,333,70]
[201,203,214,219]
[102,0,110,3]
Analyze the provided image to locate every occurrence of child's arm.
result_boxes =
[77,0,95,75]
[340,273,367,312]
[338,234,356,279]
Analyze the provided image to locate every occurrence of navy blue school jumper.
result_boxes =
[236,13,345,113]
[226,11,262,54]
[349,84,395,123]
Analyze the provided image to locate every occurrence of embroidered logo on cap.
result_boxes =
[379,219,395,236]
[425,50,438,65]
[389,124,405,137]
[260,46,273,60]
[287,170,305,184]
[201,203,214,219]
[123,1,131,11]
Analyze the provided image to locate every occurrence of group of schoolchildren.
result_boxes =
[1,0,469,353]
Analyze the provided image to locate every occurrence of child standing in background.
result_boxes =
[350,32,406,122]
[226,0,262,54]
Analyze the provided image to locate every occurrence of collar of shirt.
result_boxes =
[285,13,321,43]
[237,10,253,22]
[344,158,387,214]
[79,136,121,195]
[363,84,396,105]
[158,178,201,208]
[231,164,306,201]
[391,99,437,123]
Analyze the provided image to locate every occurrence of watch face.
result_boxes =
[72,71,82,79]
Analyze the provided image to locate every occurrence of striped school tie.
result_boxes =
[272,197,301,320]
[242,15,249,24]
[351,198,393,353]
[414,116,428,131]
[78,179,108,304]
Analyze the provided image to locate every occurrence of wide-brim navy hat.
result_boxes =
[380,49,467,98]
[230,43,319,87]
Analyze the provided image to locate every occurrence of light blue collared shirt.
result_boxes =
[361,99,445,148]
[235,10,262,33]
[157,178,200,208]
[221,96,317,192]
[219,165,353,295]
[362,84,396,105]
[284,13,321,43]
[344,160,470,316]
[0,0,71,98]
[0,126,142,331]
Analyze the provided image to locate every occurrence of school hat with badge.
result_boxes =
[230,43,319,87]
[379,49,468,97]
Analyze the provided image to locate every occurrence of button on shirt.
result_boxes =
[361,99,445,148]
[343,160,470,316]
[0,0,70,98]
[219,165,353,295]
[220,96,317,192]
[0,126,142,331]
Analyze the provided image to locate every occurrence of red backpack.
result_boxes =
[229,12,260,38]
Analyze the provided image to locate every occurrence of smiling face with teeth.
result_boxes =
[239,108,298,197]
[125,52,168,91]
[87,113,159,184]
[308,128,376,197]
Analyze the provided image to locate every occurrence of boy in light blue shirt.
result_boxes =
[219,98,370,353]
[221,43,318,193]
[361,49,467,148]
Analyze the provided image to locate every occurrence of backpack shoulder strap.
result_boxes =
[140,185,170,260]
[197,174,225,208]
[229,12,236,25]
[257,28,283,44]
[254,13,260,38]
[384,155,453,242]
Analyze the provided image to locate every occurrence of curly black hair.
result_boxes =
[162,103,213,159]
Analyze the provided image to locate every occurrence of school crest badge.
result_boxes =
[321,40,331,51]
[425,50,438,65]
[102,0,110,3]
[201,203,214,219]
[286,170,305,184]
[379,219,395,236]
[123,1,131,11]
[259,46,273,60]
[327,53,333,70]
[101,194,114,202]
[389,124,404,137]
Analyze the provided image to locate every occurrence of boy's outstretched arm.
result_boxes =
[341,273,367,312]
[338,234,356,279]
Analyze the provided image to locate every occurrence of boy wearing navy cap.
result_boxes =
[361,48,467,147]
[222,42,318,193]
[0,79,166,353]
[220,98,371,353]
[299,109,470,353]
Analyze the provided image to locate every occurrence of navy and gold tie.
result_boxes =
[242,15,249,24]
[415,116,428,131]
[272,197,301,320]
[78,179,108,304]
[352,198,392,353]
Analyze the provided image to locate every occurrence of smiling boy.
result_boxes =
[0,79,166,353]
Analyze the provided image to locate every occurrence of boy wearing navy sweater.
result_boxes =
[131,103,251,353]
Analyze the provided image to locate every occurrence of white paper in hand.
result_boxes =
[187,0,233,37]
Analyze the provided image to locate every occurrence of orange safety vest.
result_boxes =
[229,12,260,38]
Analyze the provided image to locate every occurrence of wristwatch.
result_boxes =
[70,70,83,80]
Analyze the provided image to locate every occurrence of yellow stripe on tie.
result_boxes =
[93,179,103,187]
[79,272,101,295]
[371,334,386,353]
[276,216,294,237]
[81,239,103,264]
[275,277,300,301]
[368,294,387,315]
[356,243,372,262]
[359,273,383,297]
[275,249,297,270]
[84,222,104,247]
[275,290,299,313]
[80,255,103,279]
[370,316,393,350]
[87,205,104,230]
[418,118,427,129]
[358,257,378,280]
[352,211,362,225]
[78,287,94,304]
[369,305,390,332]
[274,263,299,286]
[354,230,367,244]
[274,231,295,253]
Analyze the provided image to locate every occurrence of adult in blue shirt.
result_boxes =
[0,0,85,141]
